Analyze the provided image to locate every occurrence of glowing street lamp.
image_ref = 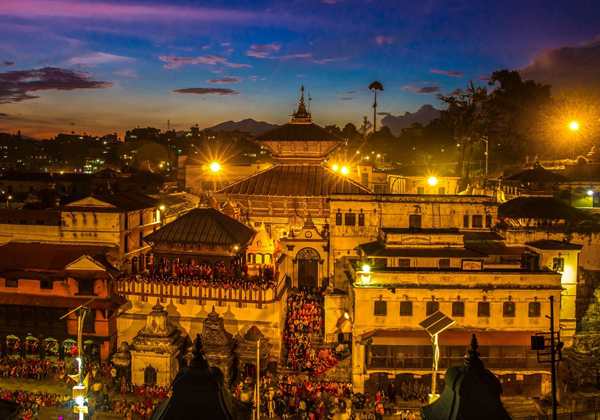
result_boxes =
[341,167,349,175]
[360,264,371,284]
[570,121,579,131]
[210,162,221,172]
[332,164,339,171]
[428,177,438,186]
[569,122,580,159]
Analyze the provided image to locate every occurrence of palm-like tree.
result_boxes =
[369,81,384,133]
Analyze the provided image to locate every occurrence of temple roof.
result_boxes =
[498,197,593,221]
[420,334,512,420]
[216,164,372,197]
[144,208,255,245]
[253,122,345,143]
[506,163,570,183]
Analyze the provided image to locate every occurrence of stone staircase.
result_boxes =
[315,355,352,382]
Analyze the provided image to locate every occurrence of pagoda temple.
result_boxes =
[215,87,371,239]
[200,306,237,386]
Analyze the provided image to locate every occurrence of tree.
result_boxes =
[369,81,384,133]
[436,81,488,188]
[341,123,360,142]
[486,70,552,161]
[324,124,342,136]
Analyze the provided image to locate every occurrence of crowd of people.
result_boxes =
[121,258,277,290]
[399,381,432,403]
[0,387,70,420]
[0,358,53,381]
[283,287,339,377]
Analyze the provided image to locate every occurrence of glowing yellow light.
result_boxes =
[356,151,360,154]
[210,162,221,172]
[343,312,350,320]
[159,205,165,211]
[428,177,438,186]
[234,245,239,250]
[332,165,339,171]
[362,264,370,273]
[341,167,349,175]
[570,121,579,131]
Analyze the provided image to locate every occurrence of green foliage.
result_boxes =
[580,288,600,333]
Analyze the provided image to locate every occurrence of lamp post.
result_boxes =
[419,311,455,403]
[6,195,11,209]
[61,299,95,420]
[210,162,221,191]
[481,136,489,175]
[569,121,579,160]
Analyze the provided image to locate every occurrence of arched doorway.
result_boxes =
[144,365,157,385]
[296,248,320,288]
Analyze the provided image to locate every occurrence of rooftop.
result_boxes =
[526,239,583,251]
[216,164,372,197]
[498,197,594,221]
[145,207,256,245]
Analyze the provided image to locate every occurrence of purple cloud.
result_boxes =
[206,76,243,84]
[399,82,441,94]
[65,52,132,67]
[40,60,51,65]
[1,62,15,67]
[430,69,463,77]
[113,69,137,77]
[172,88,239,96]
[247,44,281,58]
[160,55,250,68]
[272,54,312,60]
[312,57,347,64]
[212,70,223,73]
[519,36,600,90]
[376,36,394,45]
[333,88,365,96]
[338,97,354,101]
[0,67,112,104]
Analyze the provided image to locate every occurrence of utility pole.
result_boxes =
[481,136,489,175]
[256,338,260,420]
[531,295,564,420]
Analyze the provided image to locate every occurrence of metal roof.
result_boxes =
[216,164,372,197]
[64,191,161,212]
[145,208,256,245]
[526,240,583,250]
[498,197,593,221]
[0,243,114,272]
[359,240,487,258]
[252,122,345,142]
[506,164,570,183]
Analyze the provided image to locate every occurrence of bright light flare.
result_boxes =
[332,164,339,171]
[210,162,221,172]
[570,121,579,131]
[362,264,370,273]
[341,167,349,175]
[587,189,594,196]
[428,177,438,186]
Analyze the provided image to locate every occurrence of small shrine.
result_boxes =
[246,223,275,275]
[200,307,237,386]
[235,326,272,379]
[420,334,512,420]
[111,341,132,382]
[130,301,185,387]
[151,334,252,420]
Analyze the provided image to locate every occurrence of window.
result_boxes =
[5,279,18,288]
[553,258,564,273]
[40,280,53,290]
[78,279,96,295]
[503,302,516,317]
[345,213,356,226]
[335,213,342,226]
[398,259,411,268]
[400,301,413,316]
[439,259,451,269]
[463,215,469,228]
[478,302,490,317]
[426,301,439,316]
[452,301,465,317]
[358,213,365,227]
[529,302,541,317]
[472,215,483,228]
[485,215,493,228]
[409,215,422,229]
[438,187,446,195]
[374,301,387,316]
[417,187,425,195]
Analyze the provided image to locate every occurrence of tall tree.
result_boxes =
[485,70,552,161]
[436,80,488,188]
[369,81,384,133]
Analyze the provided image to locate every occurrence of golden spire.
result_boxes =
[291,85,312,124]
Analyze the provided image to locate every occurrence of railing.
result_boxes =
[117,275,290,309]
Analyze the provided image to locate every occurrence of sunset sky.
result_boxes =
[1,0,600,139]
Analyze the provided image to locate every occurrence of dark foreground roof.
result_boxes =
[506,164,570,183]
[217,164,372,197]
[526,240,583,250]
[252,122,345,142]
[360,241,486,258]
[0,399,20,420]
[498,197,593,221]
[145,208,255,245]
